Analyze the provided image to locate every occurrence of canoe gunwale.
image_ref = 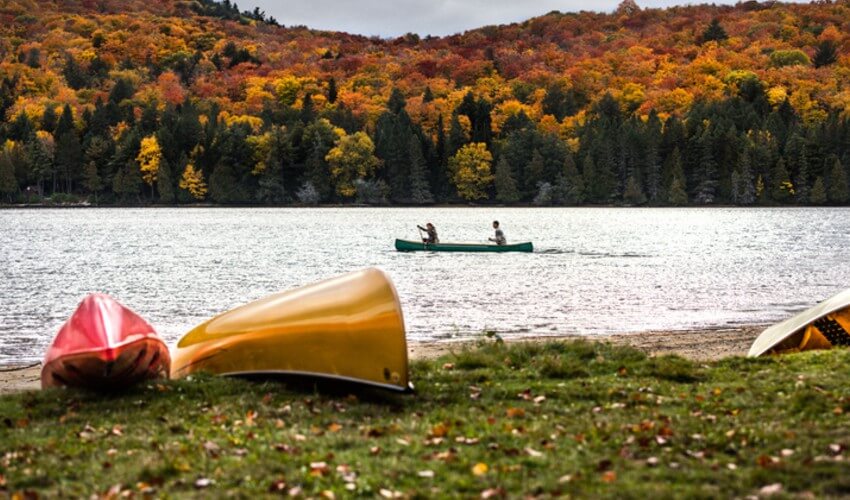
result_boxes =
[218,370,415,393]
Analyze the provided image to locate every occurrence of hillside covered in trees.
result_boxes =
[1,0,849,206]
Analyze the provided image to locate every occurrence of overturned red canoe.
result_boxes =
[41,294,170,390]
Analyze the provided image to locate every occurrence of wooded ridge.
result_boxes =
[0,0,849,206]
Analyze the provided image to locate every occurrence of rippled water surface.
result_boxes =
[1,207,849,364]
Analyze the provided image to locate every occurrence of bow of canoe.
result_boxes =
[395,239,533,253]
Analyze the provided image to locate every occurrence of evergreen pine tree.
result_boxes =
[27,136,54,195]
[55,131,83,194]
[827,158,849,203]
[795,157,809,204]
[668,176,687,206]
[701,18,728,44]
[533,182,553,206]
[300,94,315,124]
[42,105,58,133]
[526,149,545,192]
[494,157,519,204]
[305,149,331,201]
[0,149,17,202]
[157,158,175,203]
[771,158,794,203]
[645,141,661,204]
[82,161,103,204]
[433,114,450,200]
[327,78,338,104]
[732,150,755,205]
[113,161,141,203]
[408,135,433,204]
[582,155,599,203]
[447,112,467,158]
[809,177,827,205]
[693,131,718,204]
[813,40,838,68]
[62,54,88,90]
[756,175,768,205]
[623,175,646,205]
[668,155,688,206]
[554,154,584,205]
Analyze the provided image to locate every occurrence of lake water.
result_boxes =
[1,207,849,365]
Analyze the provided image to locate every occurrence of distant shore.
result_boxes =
[0,325,763,395]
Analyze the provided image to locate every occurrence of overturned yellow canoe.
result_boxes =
[749,288,850,357]
[171,268,411,391]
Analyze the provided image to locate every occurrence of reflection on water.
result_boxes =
[1,207,849,364]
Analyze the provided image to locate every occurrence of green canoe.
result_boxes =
[395,239,533,253]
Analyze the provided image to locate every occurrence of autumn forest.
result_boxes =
[1,0,849,206]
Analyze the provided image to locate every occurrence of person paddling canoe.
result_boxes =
[418,223,439,245]
[489,220,507,246]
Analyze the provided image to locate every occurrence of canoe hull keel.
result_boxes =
[171,268,411,392]
[395,239,533,253]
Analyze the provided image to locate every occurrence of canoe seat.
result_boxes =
[814,316,850,347]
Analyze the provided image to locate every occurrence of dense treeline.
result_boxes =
[0,0,849,205]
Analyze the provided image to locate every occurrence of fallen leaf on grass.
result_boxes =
[78,424,97,441]
[194,478,213,489]
[268,479,286,492]
[524,447,543,458]
[321,490,335,499]
[481,487,506,498]
[472,462,489,476]
[759,483,783,496]
[602,471,617,483]
[506,408,525,418]
[417,470,434,478]
[328,423,342,433]
[310,462,330,476]
[379,488,402,498]
[429,423,449,438]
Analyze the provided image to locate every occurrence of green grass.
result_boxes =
[3,339,850,498]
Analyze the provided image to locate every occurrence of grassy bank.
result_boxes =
[2,339,850,498]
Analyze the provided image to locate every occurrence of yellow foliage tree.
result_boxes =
[179,163,208,200]
[450,143,494,201]
[325,131,381,198]
[137,135,162,187]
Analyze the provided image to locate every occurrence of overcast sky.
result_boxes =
[243,1,799,37]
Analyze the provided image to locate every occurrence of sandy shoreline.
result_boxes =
[0,326,763,395]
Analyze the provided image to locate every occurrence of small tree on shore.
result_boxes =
[623,175,646,205]
[809,177,827,205]
[827,157,848,203]
[82,161,103,204]
[494,157,519,203]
